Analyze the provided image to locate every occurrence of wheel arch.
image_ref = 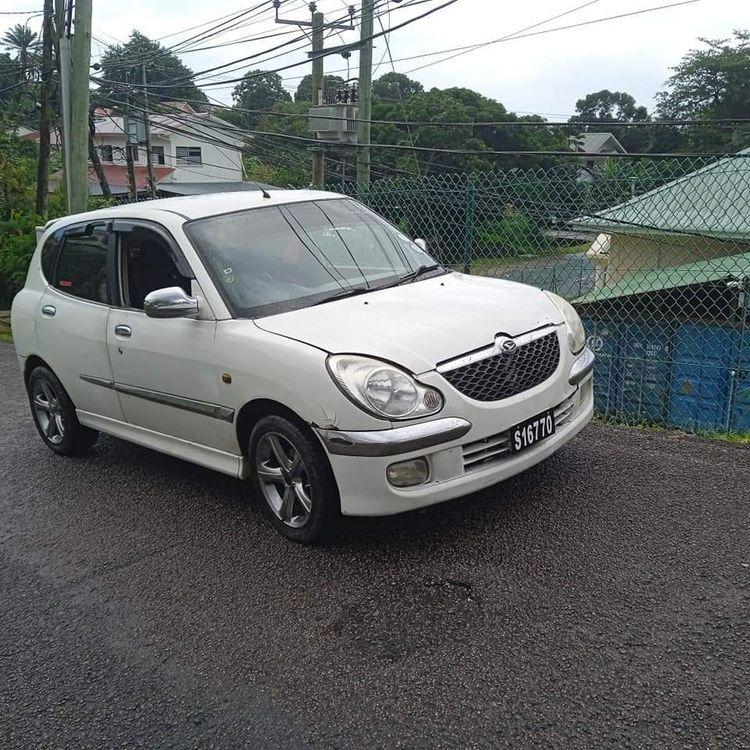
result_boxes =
[23,354,53,385]
[236,398,320,458]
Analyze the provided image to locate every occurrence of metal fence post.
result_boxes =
[463,177,476,274]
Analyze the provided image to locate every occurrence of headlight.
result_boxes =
[327,354,444,420]
[544,291,586,354]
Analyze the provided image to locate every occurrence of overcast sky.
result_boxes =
[1,0,746,117]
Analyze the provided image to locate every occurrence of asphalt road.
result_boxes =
[1,342,749,749]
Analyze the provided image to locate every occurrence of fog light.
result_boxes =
[386,457,429,487]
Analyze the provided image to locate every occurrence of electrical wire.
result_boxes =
[204,0,704,89]
[94,80,750,128]
[101,0,456,90]
[404,0,702,74]
[101,89,749,164]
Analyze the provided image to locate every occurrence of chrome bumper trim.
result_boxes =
[569,347,595,385]
[318,417,472,457]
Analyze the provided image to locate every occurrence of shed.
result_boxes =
[572,149,750,288]
[575,253,750,432]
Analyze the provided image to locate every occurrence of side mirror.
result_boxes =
[415,238,427,252]
[144,286,199,319]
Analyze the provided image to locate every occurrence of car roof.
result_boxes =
[44,189,346,232]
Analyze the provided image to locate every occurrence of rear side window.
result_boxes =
[40,234,59,282]
[54,226,110,303]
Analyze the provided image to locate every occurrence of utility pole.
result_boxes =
[54,0,72,206]
[35,0,54,216]
[123,71,138,201]
[310,10,325,188]
[67,0,92,213]
[275,1,355,189]
[54,0,92,213]
[141,63,158,198]
[356,0,374,190]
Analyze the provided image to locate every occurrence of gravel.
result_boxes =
[1,342,748,749]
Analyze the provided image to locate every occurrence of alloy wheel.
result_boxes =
[255,432,313,528]
[31,377,65,445]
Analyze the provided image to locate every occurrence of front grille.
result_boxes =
[441,331,560,402]
[462,395,577,473]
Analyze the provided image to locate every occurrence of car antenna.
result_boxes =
[260,187,271,199]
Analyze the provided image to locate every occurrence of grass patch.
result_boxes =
[592,414,750,445]
[459,244,589,276]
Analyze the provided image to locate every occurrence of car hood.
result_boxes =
[253,272,562,374]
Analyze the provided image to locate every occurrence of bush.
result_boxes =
[478,214,549,257]
[0,213,39,308]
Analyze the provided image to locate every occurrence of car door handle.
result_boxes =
[114,324,132,338]
[41,305,56,317]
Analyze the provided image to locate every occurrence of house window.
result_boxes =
[176,146,202,166]
[97,145,113,162]
[127,144,140,163]
[151,145,165,165]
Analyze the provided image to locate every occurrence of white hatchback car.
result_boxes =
[12,190,594,542]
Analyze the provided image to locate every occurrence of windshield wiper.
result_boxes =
[398,264,443,285]
[312,285,371,306]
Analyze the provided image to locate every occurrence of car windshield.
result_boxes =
[184,198,442,318]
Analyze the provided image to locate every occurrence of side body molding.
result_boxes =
[79,374,235,423]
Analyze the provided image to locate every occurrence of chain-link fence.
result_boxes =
[332,155,750,435]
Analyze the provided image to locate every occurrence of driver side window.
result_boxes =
[117,229,191,310]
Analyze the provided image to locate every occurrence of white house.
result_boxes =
[90,102,246,193]
[25,101,248,195]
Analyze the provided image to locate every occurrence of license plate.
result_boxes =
[510,409,555,453]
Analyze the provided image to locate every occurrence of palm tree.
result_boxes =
[1,24,39,81]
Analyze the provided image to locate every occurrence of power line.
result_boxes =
[103,0,457,91]
[405,0,702,74]
[93,0,281,73]
[156,0,395,84]
[403,0,603,75]
[217,0,703,88]
[93,80,750,128]
[102,89,750,162]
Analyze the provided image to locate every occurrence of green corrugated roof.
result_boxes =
[574,252,750,304]
[573,149,750,239]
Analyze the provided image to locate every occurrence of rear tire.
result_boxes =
[27,366,99,456]
[249,414,340,544]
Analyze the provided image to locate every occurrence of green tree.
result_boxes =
[95,31,208,107]
[1,24,38,82]
[571,89,649,122]
[569,89,651,152]
[0,52,22,108]
[656,30,750,151]
[231,70,290,128]
[294,74,344,103]
[389,89,492,175]
[368,86,565,175]
[372,72,423,100]
[252,101,311,185]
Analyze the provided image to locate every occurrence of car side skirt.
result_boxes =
[76,410,249,479]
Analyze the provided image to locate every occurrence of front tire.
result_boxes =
[27,366,99,456]
[249,415,340,544]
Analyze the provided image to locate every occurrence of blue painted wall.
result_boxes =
[582,317,750,433]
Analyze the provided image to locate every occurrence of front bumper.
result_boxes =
[318,368,594,517]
